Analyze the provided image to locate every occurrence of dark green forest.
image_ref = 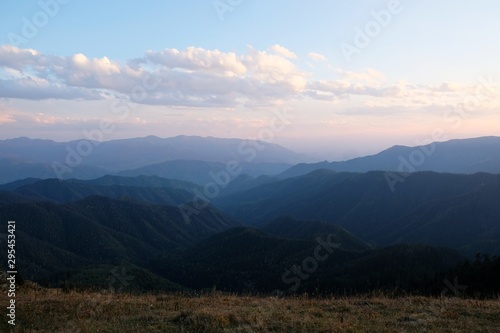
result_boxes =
[1,172,500,297]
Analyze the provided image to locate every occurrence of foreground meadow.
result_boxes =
[2,285,500,333]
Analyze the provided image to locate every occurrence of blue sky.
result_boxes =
[0,0,499,160]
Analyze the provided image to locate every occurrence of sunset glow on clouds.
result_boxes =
[0,0,499,159]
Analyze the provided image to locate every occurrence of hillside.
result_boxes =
[216,170,500,255]
[151,226,464,294]
[261,215,372,251]
[0,195,238,283]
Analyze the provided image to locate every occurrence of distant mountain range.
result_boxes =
[279,136,500,178]
[1,136,499,184]
[0,135,307,184]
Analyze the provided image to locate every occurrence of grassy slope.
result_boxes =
[2,286,500,332]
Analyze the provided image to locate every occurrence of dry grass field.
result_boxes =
[2,284,500,333]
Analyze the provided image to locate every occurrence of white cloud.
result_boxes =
[140,47,247,76]
[269,44,297,59]
[0,45,309,107]
[0,77,104,100]
[308,52,327,62]
[1,44,493,115]
[243,46,306,90]
[0,45,40,70]
[306,79,398,99]
[430,82,464,92]
[335,68,385,83]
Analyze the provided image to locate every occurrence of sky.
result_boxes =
[0,0,499,160]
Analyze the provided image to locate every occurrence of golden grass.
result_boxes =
[2,284,500,332]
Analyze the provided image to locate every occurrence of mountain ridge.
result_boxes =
[279,136,500,178]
